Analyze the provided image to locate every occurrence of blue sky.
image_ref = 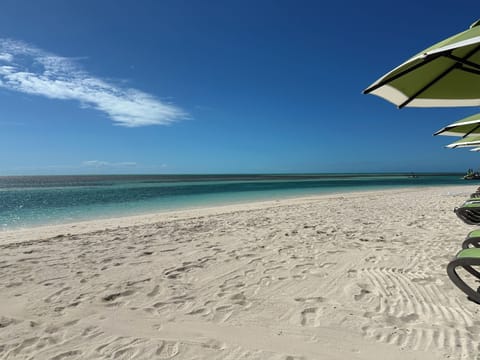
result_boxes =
[0,0,479,175]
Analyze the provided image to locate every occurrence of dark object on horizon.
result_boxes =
[464,168,480,180]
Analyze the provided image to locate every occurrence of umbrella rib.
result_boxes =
[444,54,480,71]
[433,128,446,136]
[363,53,443,94]
[463,123,480,138]
[398,44,480,108]
[458,66,480,76]
[398,65,458,108]
[433,125,452,136]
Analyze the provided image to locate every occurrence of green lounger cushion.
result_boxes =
[463,202,480,208]
[457,248,480,259]
[468,230,480,238]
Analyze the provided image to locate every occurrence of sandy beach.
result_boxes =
[0,185,478,359]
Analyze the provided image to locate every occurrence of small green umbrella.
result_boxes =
[434,113,480,137]
[364,20,480,108]
[446,135,480,148]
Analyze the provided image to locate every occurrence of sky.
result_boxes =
[1,0,480,175]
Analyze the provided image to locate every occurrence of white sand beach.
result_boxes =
[1,185,479,359]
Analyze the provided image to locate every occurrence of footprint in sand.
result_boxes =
[186,307,209,316]
[354,288,372,301]
[0,316,21,328]
[101,289,135,303]
[300,307,319,327]
[8,337,40,357]
[156,341,180,358]
[50,350,82,360]
[112,347,139,359]
[81,325,104,339]
[212,305,233,323]
[294,296,325,304]
[147,284,160,297]
[44,286,71,304]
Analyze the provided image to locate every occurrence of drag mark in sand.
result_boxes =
[358,266,479,357]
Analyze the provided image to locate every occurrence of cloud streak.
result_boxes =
[0,39,188,127]
[82,160,137,168]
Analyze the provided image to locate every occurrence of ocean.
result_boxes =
[0,173,468,230]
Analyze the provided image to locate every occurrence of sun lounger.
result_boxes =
[454,201,480,225]
[447,248,480,304]
[470,192,480,199]
[463,230,480,248]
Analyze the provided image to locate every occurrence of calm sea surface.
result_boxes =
[0,173,468,230]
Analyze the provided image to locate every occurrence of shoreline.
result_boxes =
[0,184,473,245]
[0,184,478,359]
[0,174,467,233]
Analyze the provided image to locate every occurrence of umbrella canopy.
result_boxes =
[434,113,480,137]
[446,135,480,148]
[364,20,480,108]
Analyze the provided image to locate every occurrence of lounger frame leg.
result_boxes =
[447,258,480,304]
[462,237,480,249]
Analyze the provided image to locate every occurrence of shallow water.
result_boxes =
[0,173,467,229]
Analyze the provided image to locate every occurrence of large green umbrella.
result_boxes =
[434,113,480,137]
[446,135,480,148]
[364,20,480,108]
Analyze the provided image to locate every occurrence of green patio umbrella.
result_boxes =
[434,113,480,137]
[364,20,480,108]
[446,135,480,148]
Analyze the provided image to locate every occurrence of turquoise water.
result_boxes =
[0,173,468,230]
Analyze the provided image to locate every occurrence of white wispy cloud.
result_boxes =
[0,39,188,127]
[0,53,13,62]
[82,160,137,168]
